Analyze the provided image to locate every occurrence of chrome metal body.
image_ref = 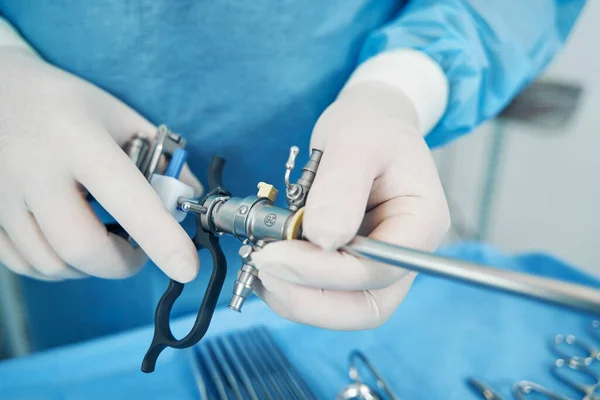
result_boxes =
[199,194,296,243]
[178,145,600,317]
[229,244,259,312]
[344,237,600,316]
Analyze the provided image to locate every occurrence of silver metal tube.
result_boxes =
[345,236,600,315]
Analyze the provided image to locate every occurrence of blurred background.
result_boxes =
[433,0,599,277]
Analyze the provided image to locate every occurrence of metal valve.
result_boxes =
[285,147,323,211]
[285,146,302,203]
[284,146,300,188]
[228,241,264,312]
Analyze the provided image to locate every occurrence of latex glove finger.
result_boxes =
[179,163,203,197]
[0,227,59,281]
[0,191,85,279]
[104,107,203,197]
[254,194,448,290]
[255,270,417,330]
[300,124,379,251]
[254,83,449,291]
[254,240,402,291]
[26,177,146,278]
[301,82,422,251]
[70,128,199,283]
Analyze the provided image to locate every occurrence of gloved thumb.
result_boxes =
[303,105,383,251]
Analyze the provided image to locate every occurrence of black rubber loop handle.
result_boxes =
[141,155,229,373]
[207,156,225,190]
[141,223,227,372]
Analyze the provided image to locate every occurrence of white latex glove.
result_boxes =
[252,81,450,329]
[0,47,202,282]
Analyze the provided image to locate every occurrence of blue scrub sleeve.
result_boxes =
[359,0,586,147]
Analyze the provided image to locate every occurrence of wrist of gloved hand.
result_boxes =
[252,80,450,330]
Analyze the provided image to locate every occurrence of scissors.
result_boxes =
[552,321,600,366]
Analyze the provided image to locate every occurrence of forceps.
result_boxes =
[552,321,600,366]
[551,358,600,400]
[336,350,398,400]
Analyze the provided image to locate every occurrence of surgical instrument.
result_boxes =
[207,339,245,400]
[255,327,316,400]
[513,381,573,400]
[553,335,600,367]
[551,358,600,400]
[467,377,505,400]
[142,143,600,371]
[228,335,274,400]
[195,326,314,400]
[197,345,229,400]
[336,350,398,400]
[93,125,189,243]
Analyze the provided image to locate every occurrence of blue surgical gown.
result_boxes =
[0,0,584,350]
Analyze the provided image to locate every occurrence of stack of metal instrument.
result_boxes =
[469,320,600,400]
[194,326,317,400]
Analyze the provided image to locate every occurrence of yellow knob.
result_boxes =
[257,182,278,202]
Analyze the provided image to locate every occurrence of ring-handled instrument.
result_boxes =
[336,350,398,400]
[143,144,600,372]
[551,358,600,400]
[552,328,600,367]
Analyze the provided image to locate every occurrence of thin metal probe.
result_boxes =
[178,197,208,214]
[228,333,274,400]
[189,348,209,400]
[220,337,261,400]
[240,332,287,399]
[208,340,244,400]
[344,236,600,315]
[256,327,318,400]
[197,345,229,400]
[252,329,302,400]
[467,377,505,400]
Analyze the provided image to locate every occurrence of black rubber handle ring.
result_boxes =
[141,226,227,373]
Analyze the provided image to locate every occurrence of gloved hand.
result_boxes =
[252,81,450,330]
[0,47,202,281]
